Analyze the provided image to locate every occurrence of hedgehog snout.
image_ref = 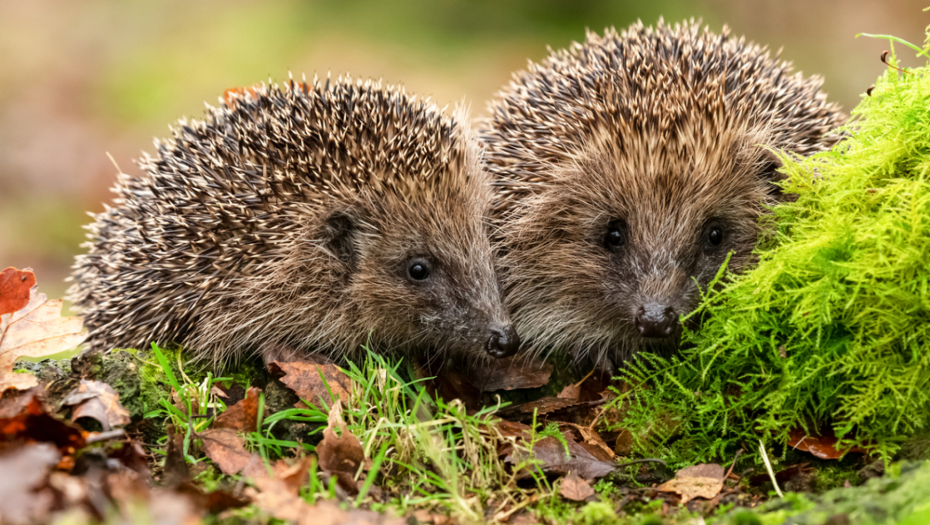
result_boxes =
[634,302,678,338]
[485,324,520,358]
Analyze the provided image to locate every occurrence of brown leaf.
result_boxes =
[163,424,190,485]
[560,423,615,460]
[0,443,60,525]
[613,429,633,456]
[0,267,36,316]
[560,472,595,501]
[317,401,369,495]
[676,463,725,480]
[467,355,553,392]
[500,396,584,420]
[557,383,581,400]
[506,434,616,481]
[412,509,453,525]
[270,361,353,409]
[787,428,867,460]
[0,281,85,392]
[0,387,86,457]
[199,428,257,476]
[214,386,262,432]
[748,463,814,487]
[63,379,131,430]
[248,477,401,525]
[655,476,723,504]
[174,480,251,514]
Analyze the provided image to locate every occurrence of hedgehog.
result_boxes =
[480,20,846,369]
[69,76,520,365]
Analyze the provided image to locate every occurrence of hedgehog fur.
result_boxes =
[481,20,847,368]
[70,75,519,365]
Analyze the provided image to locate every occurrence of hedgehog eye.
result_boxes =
[604,220,627,252]
[704,225,724,252]
[407,258,432,282]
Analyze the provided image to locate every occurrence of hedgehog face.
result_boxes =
[347,188,519,361]
[500,131,776,367]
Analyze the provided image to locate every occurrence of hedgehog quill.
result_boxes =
[482,20,846,368]
[70,76,519,365]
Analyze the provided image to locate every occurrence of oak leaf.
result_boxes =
[0,279,85,392]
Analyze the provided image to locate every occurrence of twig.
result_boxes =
[758,440,783,498]
[724,448,743,480]
[86,429,126,444]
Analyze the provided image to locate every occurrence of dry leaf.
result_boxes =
[560,422,615,460]
[0,387,86,456]
[466,355,553,392]
[676,463,725,481]
[317,401,369,495]
[787,428,867,460]
[560,472,595,501]
[248,478,401,525]
[0,443,61,525]
[506,434,616,481]
[214,386,262,432]
[199,428,257,476]
[0,267,36,316]
[0,282,85,392]
[557,383,581,400]
[63,380,131,430]
[270,361,353,409]
[655,476,723,504]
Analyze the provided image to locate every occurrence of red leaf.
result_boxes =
[0,267,36,316]
[787,428,867,460]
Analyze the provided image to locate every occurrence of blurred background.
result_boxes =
[0,0,925,300]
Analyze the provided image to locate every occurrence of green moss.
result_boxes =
[612,29,930,463]
[713,461,930,525]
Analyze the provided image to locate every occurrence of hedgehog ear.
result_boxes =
[758,149,787,200]
[323,211,358,272]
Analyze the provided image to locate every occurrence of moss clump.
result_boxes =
[616,30,930,462]
[713,461,930,525]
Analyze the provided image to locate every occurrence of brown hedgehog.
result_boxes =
[69,76,519,365]
[481,20,846,368]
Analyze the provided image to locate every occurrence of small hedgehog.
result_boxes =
[481,20,846,368]
[70,76,520,364]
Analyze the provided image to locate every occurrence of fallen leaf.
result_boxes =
[0,281,85,392]
[163,425,190,485]
[0,387,86,457]
[501,396,583,418]
[199,428,257,476]
[248,477,401,525]
[560,422,615,460]
[749,463,813,487]
[269,361,353,409]
[560,472,595,501]
[317,401,369,495]
[614,429,633,456]
[0,443,61,525]
[466,355,553,392]
[412,509,453,524]
[63,379,131,430]
[214,386,262,432]
[558,383,581,400]
[0,267,36,316]
[676,463,725,481]
[787,428,867,460]
[655,476,723,504]
[506,434,616,481]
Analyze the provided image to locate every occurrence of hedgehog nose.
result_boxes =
[486,324,520,358]
[635,303,678,338]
